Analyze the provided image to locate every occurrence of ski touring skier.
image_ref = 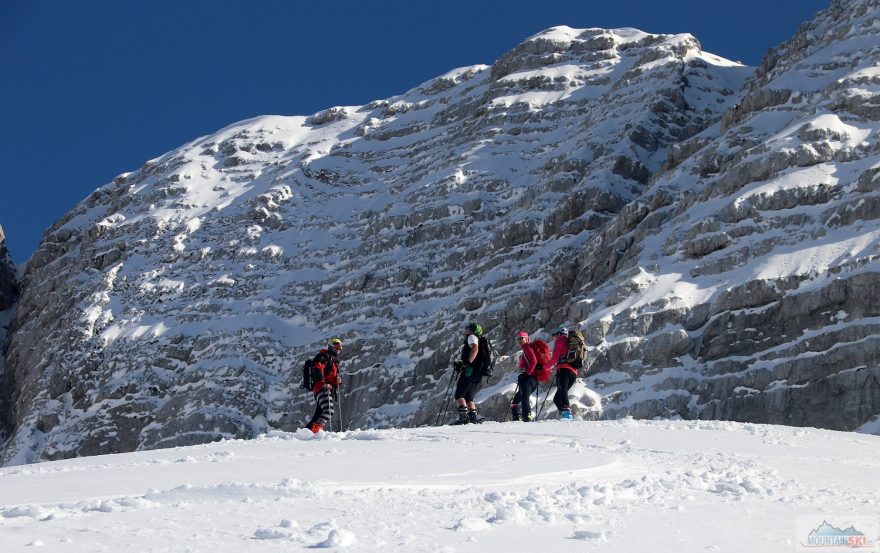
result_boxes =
[451,323,488,424]
[510,331,540,422]
[304,338,343,433]
[548,326,580,420]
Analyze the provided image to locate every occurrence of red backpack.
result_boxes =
[531,339,552,382]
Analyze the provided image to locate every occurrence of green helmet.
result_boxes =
[466,323,483,336]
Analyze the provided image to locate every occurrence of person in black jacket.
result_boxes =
[451,323,487,424]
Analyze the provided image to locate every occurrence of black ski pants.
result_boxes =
[512,373,538,420]
[553,369,577,411]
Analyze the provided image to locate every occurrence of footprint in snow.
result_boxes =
[571,530,607,541]
[254,527,298,541]
[453,517,491,532]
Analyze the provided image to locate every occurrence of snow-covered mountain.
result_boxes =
[566,0,880,431]
[1,420,878,552]
[1,0,878,465]
[0,25,748,464]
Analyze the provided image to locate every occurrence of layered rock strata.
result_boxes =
[562,0,880,431]
[0,26,749,463]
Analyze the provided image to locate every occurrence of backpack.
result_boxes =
[301,358,315,390]
[532,339,551,365]
[564,330,588,370]
[477,335,499,377]
[300,356,323,390]
[531,339,552,382]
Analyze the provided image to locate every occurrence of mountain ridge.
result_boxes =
[565,0,880,429]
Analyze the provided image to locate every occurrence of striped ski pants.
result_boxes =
[311,388,335,427]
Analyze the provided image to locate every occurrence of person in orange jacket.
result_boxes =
[305,338,343,433]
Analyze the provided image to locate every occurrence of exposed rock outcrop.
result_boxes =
[565,0,880,431]
[0,226,16,311]
[0,224,19,447]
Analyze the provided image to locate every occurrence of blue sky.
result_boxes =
[0,0,829,262]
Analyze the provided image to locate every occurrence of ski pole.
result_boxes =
[534,381,539,421]
[336,382,344,432]
[326,388,333,432]
[435,366,458,426]
[438,372,455,426]
[505,383,520,422]
[537,373,557,419]
[435,370,452,426]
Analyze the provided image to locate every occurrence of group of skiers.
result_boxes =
[301,323,587,433]
[451,323,585,425]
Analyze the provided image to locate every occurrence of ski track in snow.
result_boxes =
[0,419,877,552]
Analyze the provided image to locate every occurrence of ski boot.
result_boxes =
[451,406,470,425]
[510,403,521,422]
[560,409,573,420]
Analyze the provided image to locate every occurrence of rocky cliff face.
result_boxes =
[0,26,749,464]
[0,225,19,448]
[3,1,877,465]
[0,226,16,312]
[566,0,880,431]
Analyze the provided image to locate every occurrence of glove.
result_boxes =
[453,360,464,372]
[463,366,474,377]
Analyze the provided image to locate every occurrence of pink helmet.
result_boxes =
[515,331,529,339]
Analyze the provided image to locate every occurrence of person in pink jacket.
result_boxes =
[511,331,538,421]
[548,326,577,420]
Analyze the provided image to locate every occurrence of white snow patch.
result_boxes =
[0,421,875,552]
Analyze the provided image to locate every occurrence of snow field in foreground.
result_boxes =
[1,419,878,552]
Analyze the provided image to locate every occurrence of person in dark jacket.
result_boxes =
[452,323,486,424]
[548,326,577,420]
[305,338,343,433]
[510,331,538,422]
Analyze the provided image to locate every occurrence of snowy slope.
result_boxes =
[1,420,878,552]
[0,26,749,463]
